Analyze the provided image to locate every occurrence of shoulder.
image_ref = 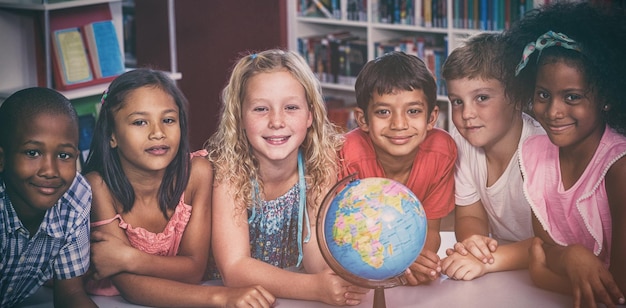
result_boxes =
[521,113,546,137]
[421,128,457,157]
[186,151,214,203]
[339,129,376,161]
[341,128,371,148]
[61,173,91,216]
[189,151,213,184]
[84,171,108,194]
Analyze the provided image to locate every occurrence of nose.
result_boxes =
[149,123,166,139]
[390,112,408,130]
[461,103,476,120]
[268,109,285,129]
[545,100,565,120]
[37,155,59,178]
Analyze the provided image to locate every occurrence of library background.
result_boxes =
[0,0,602,152]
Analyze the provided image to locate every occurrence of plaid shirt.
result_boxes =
[0,173,91,307]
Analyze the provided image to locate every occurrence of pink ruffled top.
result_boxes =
[92,196,192,256]
[520,126,626,267]
[85,196,192,296]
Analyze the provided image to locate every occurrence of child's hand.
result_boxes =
[316,268,369,306]
[441,251,487,280]
[403,250,441,285]
[219,285,275,308]
[90,230,136,280]
[561,245,625,308]
[446,235,497,264]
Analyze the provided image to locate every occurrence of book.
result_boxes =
[83,20,125,79]
[78,114,96,164]
[51,27,93,87]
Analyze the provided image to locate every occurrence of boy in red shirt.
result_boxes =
[339,51,457,285]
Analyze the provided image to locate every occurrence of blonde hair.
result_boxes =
[205,49,343,216]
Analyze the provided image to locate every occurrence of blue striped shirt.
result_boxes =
[0,173,91,307]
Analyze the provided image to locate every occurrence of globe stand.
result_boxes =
[373,288,386,308]
[317,175,428,308]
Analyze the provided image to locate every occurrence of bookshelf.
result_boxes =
[0,0,180,101]
[286,0,541,131]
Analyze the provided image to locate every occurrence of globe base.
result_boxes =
[373,288,386,308]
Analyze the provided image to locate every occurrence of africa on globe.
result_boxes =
[317,175,427,289]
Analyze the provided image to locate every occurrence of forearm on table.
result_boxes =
[112,273,220,307]
[529,264,572,295]
[127,250,206,283]
[222,259,320,302]
[486,239,532,273]
[454,216,490,242]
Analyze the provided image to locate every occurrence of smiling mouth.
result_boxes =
[32,183,62,195]
[547,123,574,132]
[264,136,290,143]
[146,145,170,154]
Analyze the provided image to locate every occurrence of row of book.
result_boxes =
[297,31,448,96]
[375,0,537,30]
[374,34,448,96]
[298,0,369,21]
[298,0,566,32]
[297,32,368,87]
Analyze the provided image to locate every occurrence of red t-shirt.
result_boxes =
[338,128,457,219]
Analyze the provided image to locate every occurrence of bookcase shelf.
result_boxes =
[0,0,180,100]
[287,0,541,132]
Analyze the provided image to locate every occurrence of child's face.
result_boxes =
[0,113,78,215]
[448,77,520,149]
[110,86,181,174]
[242,70,312,165]
[532,61,604,149]
[355,89,437,161]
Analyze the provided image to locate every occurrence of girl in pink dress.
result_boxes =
[506,2,626,308]
[82,68,274,307]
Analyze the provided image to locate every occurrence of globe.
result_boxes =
[317,175,427,293]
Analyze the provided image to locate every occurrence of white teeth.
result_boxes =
[266,137,287,142]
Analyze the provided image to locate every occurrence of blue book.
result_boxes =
[84,20,125,79]
[480,0,488,30]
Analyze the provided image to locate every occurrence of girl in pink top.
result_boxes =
[82,69,274,307]
[507,2,626,308]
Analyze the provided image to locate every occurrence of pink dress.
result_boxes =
[520,126,626,267]
[86,150,205,296]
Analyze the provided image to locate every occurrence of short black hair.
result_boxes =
[354,51,437,118]
[0,87,78,150]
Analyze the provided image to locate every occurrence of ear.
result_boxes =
[109,133,118,149]
[0,147,4,173]
[427,105,440,131]
[354,107,369,133]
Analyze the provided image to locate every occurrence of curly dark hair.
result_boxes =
[502,1,626,135]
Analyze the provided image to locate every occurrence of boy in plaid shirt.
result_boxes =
[0,87,95,307]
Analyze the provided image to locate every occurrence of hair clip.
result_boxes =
[250,53,258,60]
[100,88,108,105]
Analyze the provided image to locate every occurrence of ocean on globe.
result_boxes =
[319,177,427,286]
